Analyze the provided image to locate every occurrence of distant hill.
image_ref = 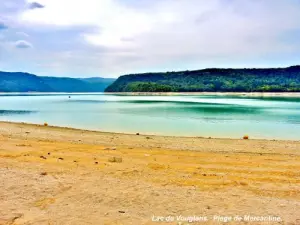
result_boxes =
[105,66,300,92]
[41,77,115,92]
[0,71,116,92]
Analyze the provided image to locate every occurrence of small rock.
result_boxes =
[243,135,249,140]
[40,156,47,160]
[95,162,98,164]
[207,206,211,209]
[108,157,114,162]
[239,181,248,186]
[105,147,116,150]
[108,157,122,163]
[58,157,64,160]
[136,133,140,135]
[16,144,27,147]
[48,152,51,155]
[118,210,125,213]
[40,172,47,176]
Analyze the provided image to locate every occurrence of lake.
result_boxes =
[0,93,299,140]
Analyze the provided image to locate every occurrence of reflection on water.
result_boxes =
[0,93,299,140]
[0,110,36,115]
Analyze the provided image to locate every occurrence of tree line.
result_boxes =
[105,66,300,92]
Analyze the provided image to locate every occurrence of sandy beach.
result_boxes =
[0,122,300,225]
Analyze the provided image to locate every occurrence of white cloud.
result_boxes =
[21,0,170,47]
[15,40,32,48]
[20,0,300,48]
[7,0,300,76]
[16,31,29,37]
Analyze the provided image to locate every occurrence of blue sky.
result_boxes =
[0,0,300,78]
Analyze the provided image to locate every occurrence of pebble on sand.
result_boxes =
[108,157,122,163]
[243,135,249,140]
[105,147,117,150]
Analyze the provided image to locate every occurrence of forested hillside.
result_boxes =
[0,72,52,92]
[0,71,115,92]
[105,66,300,92]
[42,77,115,92]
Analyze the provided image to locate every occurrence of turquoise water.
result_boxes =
[0,93,299,140]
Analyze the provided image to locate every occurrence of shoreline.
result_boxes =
[1,120,300,224]
[1,91,300,97]
[1,121,299,142]
[0,121,299,155]
[103,92,300,97]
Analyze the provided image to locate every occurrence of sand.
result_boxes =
[0,122,299,225]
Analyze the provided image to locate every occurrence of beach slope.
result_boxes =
[0,122,299,224]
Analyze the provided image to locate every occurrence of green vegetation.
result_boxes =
[105,66,300,92]
[126,82,175,92]
[0,71,115,92]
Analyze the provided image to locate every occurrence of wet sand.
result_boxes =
[0,122,299,225]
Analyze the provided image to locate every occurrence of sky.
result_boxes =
[0,0,300,78]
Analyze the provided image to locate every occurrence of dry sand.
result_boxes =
[0,122,299,225]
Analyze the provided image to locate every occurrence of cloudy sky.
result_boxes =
[0,0,300,78]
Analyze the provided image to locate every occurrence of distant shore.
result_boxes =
[103,92,300,97]
[1,92,300,97]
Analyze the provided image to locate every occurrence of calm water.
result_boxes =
[0,93,299,140]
